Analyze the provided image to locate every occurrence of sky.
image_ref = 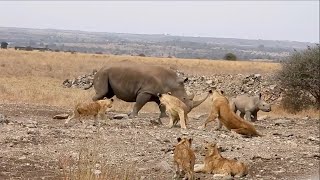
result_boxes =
[0,1,319,43]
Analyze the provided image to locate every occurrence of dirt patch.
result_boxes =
[0,103,319,179]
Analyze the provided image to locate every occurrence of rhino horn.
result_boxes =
[190,90,212,110]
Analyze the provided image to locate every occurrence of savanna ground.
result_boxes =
[0,49,319,180]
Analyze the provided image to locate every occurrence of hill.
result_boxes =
[0,27,315,61]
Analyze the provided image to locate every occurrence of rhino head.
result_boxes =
[171,77,212,113]
[257,93,271,112]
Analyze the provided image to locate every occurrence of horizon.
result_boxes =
[0,1,319,43]
[1,26,316,44]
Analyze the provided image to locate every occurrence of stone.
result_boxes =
[113,114,129,120]
[307,136,319,142]
[154,160,172,172]
[0,114,9,124]
[205,80,213,85]
[274,119,291,126]
[53,113,69,119]
[257,115,269,121]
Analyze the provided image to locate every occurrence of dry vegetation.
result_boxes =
[1,49,316,118]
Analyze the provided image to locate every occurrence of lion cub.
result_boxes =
[157,92,189,129]
[64,98,114,126]
[173,137,196,180]
[200,88,262,137]
[194,142,248,177]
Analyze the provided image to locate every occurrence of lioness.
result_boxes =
[157,92,190,129]
[200,88,262,137]
[173,137,196,180]
[194,142,248,177]
[64,98,114,126]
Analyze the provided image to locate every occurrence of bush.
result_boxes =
[277,45,320,112]
[224,53,237,60]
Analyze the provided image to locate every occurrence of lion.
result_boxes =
[194,141,248,177]
[64,98,114,126]
[200,88,262,137]
[173,137,196,180]
[157,92,190,129]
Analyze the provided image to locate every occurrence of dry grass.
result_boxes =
[0,49,280,80]
[1,49,318,118]
[58,133,137,180]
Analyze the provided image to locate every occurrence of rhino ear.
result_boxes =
[188,138,193,144]
[167,92,172,95]
[178,77,188,84]
[177,137,182,142]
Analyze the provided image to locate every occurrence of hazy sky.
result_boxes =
[0,1,319,43]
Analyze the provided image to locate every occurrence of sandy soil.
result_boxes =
[0,102,319,180]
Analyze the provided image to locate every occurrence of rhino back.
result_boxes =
[96,63,184,101]
[234,95,258,112]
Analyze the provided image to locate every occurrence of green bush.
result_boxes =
[277,44,320,112]
[224,53,237,60]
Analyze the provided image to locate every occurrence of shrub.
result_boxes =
[224,53,237,61]
[277,44,320,112]
[138,53,146,57]
[1,42,8,49]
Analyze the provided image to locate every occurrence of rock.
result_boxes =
[307,136,319,142]
[27,129,39,135]
[113,114,129,120]
[53,113,69,119]
[0,114,9,124]
[93,169,101,176]
[19,155,27,160]
[274,119,291,126]
[302,116,310,120]
[257,115,269,121]
[24,120,38,128]
[154,160,172,172]
[254,74,262,80]
[205,80,213,85]
[193,113,208,120]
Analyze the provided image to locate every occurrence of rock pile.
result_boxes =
[62,70,97,89]
[177,70,283,103]
[62,69,282,103]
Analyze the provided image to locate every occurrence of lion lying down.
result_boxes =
[194,142,248,178]
[200,88,262,137]
[64,98,114,126]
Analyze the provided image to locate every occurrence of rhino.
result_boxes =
[87,62,210,123]
[230,93,271,122]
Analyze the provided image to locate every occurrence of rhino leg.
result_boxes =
[159,103,168,118]
[239,112,245,119]
[244,111,252,121]
[251,111,257,122]
[129,93,152,118]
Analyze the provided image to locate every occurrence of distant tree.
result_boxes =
[276,44,320,112]
[224,52,237,61]
[25,46,33,51]
[138,53,146,57]
[1,42,8,49]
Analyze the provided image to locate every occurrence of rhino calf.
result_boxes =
[230,93,271,122]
